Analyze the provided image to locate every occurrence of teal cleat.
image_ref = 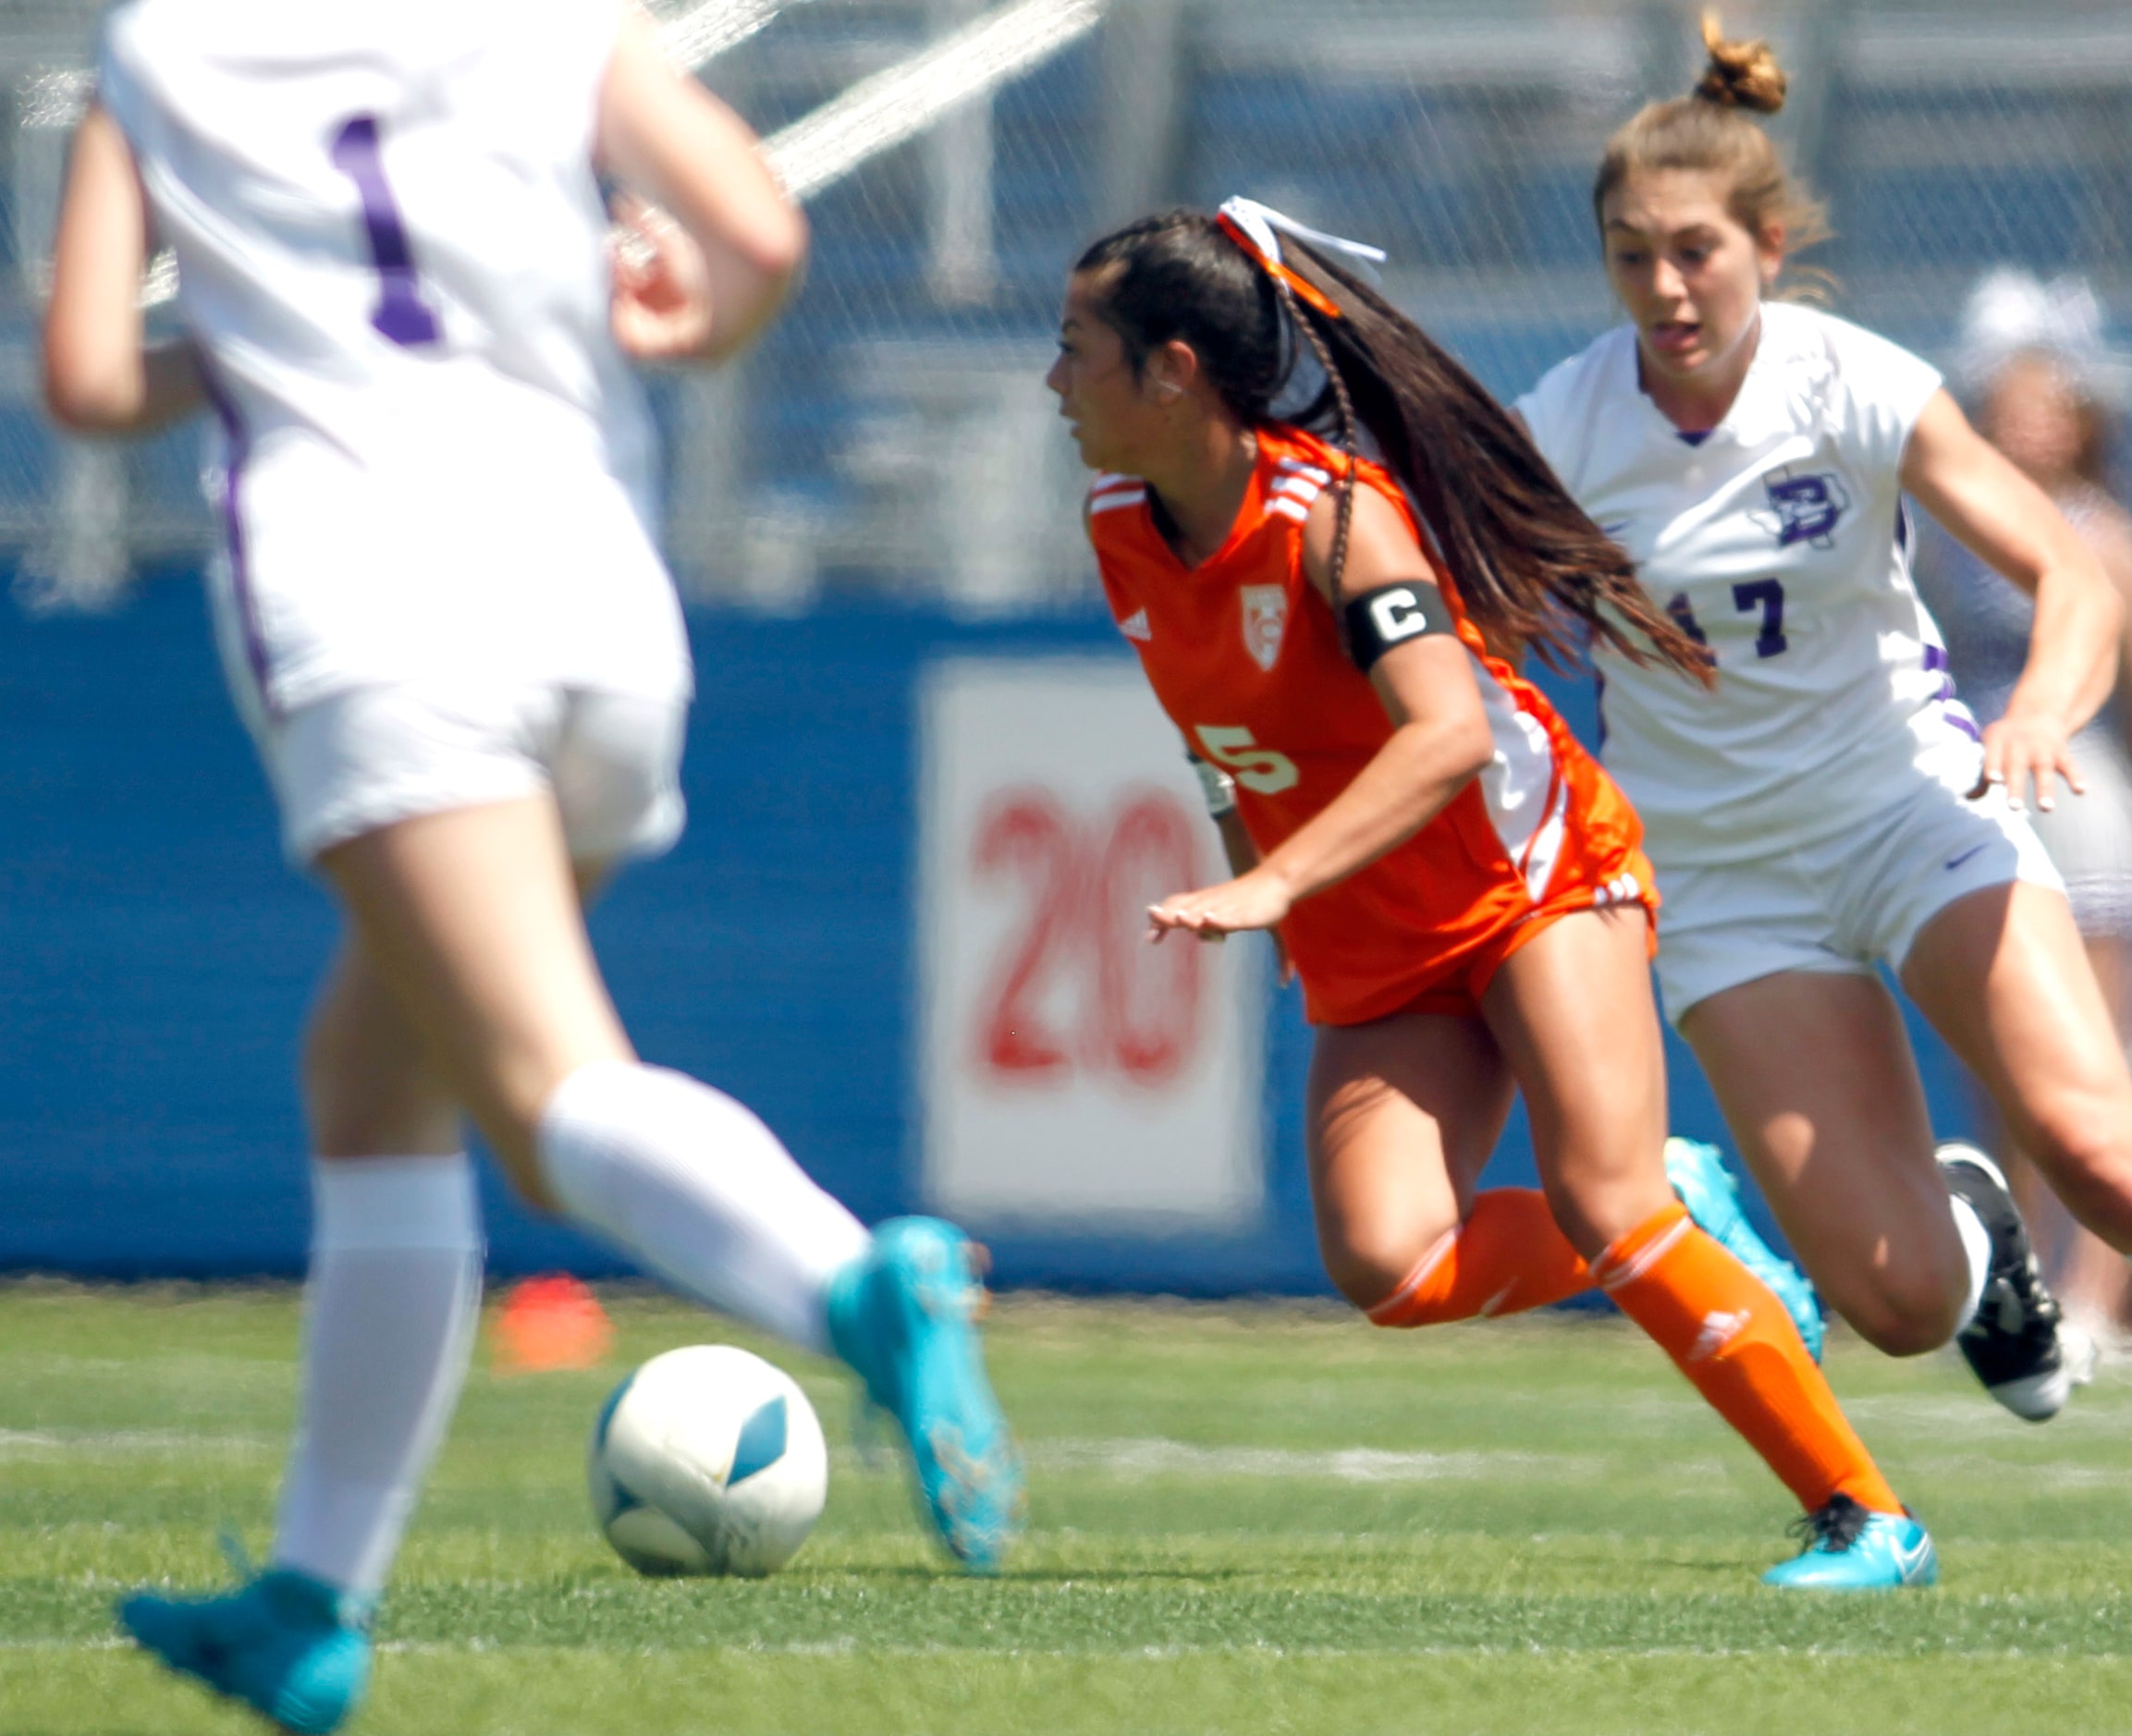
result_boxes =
[827,1216,1024,1572]
[1665,1136,1824,1363]
[118,1567,372,1733]
[1763,1495,1939,1590]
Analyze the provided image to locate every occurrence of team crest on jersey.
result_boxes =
[1239,585,1288,671]
[1750,469,1851,549]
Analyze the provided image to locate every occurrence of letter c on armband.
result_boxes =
[1341,581,1456,673]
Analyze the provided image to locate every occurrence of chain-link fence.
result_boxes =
[7,0,2132,613]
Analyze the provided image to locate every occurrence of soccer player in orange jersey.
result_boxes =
[1047,201,1930,1589]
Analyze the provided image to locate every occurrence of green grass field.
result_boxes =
[6,1283,2132,1734]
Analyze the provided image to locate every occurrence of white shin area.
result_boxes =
[274,1153,484,1600]
[534,1059,871,1358]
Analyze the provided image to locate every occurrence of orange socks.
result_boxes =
[1366,1192,1900,1518]
[1593,1201,1901,1516]
[1367,1190,1593,1326]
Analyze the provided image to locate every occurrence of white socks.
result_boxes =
[1951,1192,1994,1326]
[274,1154,484,1599]
[535,1060,871,1357]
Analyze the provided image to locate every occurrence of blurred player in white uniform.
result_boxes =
[1514,15,2132,1437]
[47,2,1021,1726]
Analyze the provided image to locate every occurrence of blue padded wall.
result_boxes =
[0,575,1981,1289]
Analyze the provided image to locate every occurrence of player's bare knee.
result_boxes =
[1835,1270,1964,1357]
[1323,1225,1441,1315]
[1325,1249,1410,1314]
[486,1057,636,1215]
[455,1048,610,1207]
[1538,1168,1665,1263]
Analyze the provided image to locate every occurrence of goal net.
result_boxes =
[5,0,2130,610]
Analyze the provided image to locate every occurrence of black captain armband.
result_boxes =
[1341,581,1457,672]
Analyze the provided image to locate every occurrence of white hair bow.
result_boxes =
[1217,196,1386,285]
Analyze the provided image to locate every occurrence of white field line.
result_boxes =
[1606,1388,2132,1439]
[1842,1391,2132,1435]
[830,1437,1617,1483]
[3,1638,2112,1663]
[1920,1455,2132,1491]
[0,1429,1581,1481]
[1011,1438,1603,1484]
[5,1424,2110,1493]
[0,1428,269,1460]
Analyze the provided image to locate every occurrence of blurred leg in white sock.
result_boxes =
[536,1060,870,1355]
[273,1155,483,1598]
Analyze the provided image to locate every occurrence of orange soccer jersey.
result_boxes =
[1089,422,1656,1026]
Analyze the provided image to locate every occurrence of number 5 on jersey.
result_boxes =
[1195,726,1298,795]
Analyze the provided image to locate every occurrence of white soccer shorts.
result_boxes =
[255,681,687,866]
[1653,748,2065,1025]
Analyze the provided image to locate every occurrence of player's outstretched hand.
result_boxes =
[608,193,716,361]
[1979,705,2084,813]
[1147,869,1293,943]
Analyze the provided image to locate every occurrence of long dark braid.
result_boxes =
[1267,270,1360,625]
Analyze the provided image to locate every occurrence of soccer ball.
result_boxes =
[587,1344,828,1577]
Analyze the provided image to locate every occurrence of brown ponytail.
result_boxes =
[1074,209,1713,683]
[1594,11,1830,262]
[1280,241,1712,681]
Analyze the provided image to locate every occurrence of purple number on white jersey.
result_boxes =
[329,116,441,348]
[1732,578,1789,658]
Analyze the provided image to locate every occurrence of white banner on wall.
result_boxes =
[919,656,1264,1231]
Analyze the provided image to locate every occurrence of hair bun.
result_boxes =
[1695,10,1786,115]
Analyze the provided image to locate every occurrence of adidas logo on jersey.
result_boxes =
[1593,873,1641,908]
[1688,1309,1751,1363]
[1117,607,1151,642]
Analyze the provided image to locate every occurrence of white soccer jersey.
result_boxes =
[1515,301,1975,868]
[98,0,690,717]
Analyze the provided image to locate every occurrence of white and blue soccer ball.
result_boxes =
[587,1344,828,1577]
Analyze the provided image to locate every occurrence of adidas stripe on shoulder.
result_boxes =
[1089,472,1146,517]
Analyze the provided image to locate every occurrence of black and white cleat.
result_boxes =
[1937,1141,2089,1422]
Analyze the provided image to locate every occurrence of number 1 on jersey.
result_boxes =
[329,116,441,348]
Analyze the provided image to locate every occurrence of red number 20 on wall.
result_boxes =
[967,785,1206,1088]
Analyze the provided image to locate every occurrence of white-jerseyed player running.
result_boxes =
[1513,13,2132,1437]
[47,3,1021,1727]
